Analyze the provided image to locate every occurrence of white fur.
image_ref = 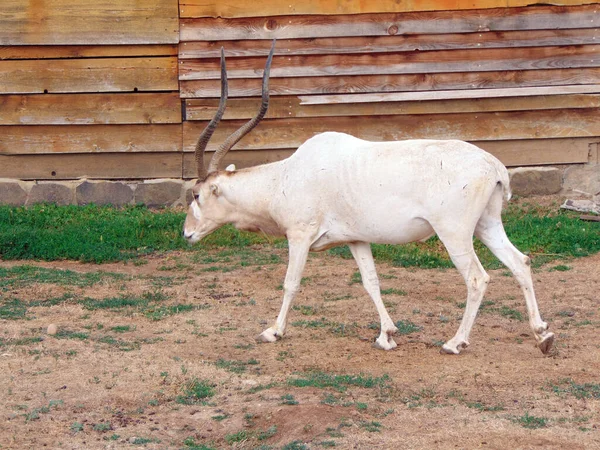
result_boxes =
[184,132,554,354]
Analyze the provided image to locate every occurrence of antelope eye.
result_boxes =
[193,194,200,202]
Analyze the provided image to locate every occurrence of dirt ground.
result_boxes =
[1,233,600,449]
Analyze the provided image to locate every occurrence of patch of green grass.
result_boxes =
[0,298,28,320]
[2,203,597,268]
[549,264,572,272]
[395,320,422,335]
[381,288,407,296]
[0,265,128,290]
[360,420,382,432]
[215,358,259,374]
[288,371,390,393]
[110,325,133,333]
[0,336,43,347]
[281,394,299,405]
[54,329,89,341]
[225,430,250,444]
[257,425,278,440]
[176,378,215,405]
[183,438,216,450]
[514,412,548,429]
[549,378,600,399]
[131,437,160,445]
[291,318,331,328]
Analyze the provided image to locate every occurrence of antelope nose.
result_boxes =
[183,230,193,240]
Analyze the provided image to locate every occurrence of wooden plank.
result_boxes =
[181,67,600,98]
[0,0,179,45]
[181,138,591,177]
[179,45,600,80]
[0,153,182,180]
[185,93,600,121]
[182,150,296,178]
[0,57,178,94]
[180,0,595,18]
[0,93,182,125]
[301,85,600,105]
[180,5,599,41]
[0,124,182,155]
[474,138,591,166]
[182,109,600,151]
[179,29,599,59]
[1,45,178,60]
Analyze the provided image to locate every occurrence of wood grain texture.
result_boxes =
[0,93,182,125]
[301,85,600,104]
[0,57,178,94]
[181,67,600,98]
[185,93,600,120]
[180,0,595,18]
[180,5,599,41]
[179,45,600,80]
[179,29,599,59]
[181,138,591,177]
[0,125,182,155]
[0,153,182,180]
[182,109,600,152]
[0,0,179,45]
[1,45,178,60]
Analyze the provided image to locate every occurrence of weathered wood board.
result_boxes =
[179,29,599,59]
[182,109,600,152]
[0,153,183,180]
[179,45,600,80]
[185,92,600,121]
[0,57,178,94]
[0,125,182,155]
[0,93,182,125]
[180,5,599,41]
[0,0,179,45]
[180,0,596,18]
[1,45,178,60]
[181,67,600,98]
[181,138,591,178]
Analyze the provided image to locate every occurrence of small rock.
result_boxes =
[47,324,58,335]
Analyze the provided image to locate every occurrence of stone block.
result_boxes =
[0,181,28,205]
[76,181,134,206]
[509,167,563,197]
[134,180,183,207]
[27,183,73,205]
[562,163,600,197]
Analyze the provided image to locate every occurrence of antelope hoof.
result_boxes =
[441,340,469,355]
[373,334,397,351]
[256,327,280,343]
[537,331,555,355]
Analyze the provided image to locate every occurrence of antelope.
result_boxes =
[183,42,555,355]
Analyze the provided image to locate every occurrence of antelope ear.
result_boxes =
[210,184,220,196]
[225,164,236,172]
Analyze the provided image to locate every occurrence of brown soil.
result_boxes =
[1,235,600,449]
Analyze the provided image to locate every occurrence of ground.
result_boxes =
[1,235,600,449]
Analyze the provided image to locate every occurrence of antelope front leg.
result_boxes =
[257,237,310,343]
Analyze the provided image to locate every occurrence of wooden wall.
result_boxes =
[0,0,181,179]
[180,2,600,177]
[1,1,598,180]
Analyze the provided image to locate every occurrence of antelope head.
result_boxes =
[183,42,275,243]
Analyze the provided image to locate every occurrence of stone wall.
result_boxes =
[0,179,196,208]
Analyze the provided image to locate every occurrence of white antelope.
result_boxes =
[183,43,554,355]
